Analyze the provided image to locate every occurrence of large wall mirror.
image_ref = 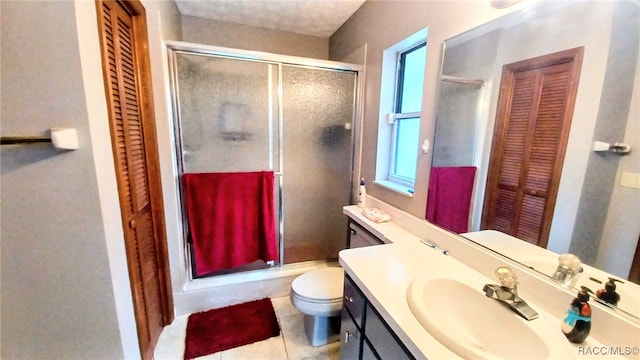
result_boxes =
[428,0,640,319]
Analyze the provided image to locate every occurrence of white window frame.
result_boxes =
[375,28,428,196]
[389,111,422,188]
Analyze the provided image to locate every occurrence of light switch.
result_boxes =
[620,172,640,189]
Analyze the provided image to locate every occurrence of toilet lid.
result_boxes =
[292,267,344,301]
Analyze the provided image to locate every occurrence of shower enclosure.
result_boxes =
[432,78,485,167]
[167,42,361,278]
[432,76,487,231]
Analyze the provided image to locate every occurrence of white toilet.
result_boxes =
[290,266,345,346]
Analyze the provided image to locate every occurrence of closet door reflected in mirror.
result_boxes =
[482,48,584,248]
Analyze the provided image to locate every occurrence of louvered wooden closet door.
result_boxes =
[482,48,583,248]
[96,1,173,359]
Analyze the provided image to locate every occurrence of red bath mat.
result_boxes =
[183,298,280,359]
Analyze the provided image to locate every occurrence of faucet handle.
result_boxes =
[495,266,518,289]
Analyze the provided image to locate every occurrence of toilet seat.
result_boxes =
[291,267,344,317]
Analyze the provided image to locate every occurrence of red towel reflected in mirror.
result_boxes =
[426,166,477,233]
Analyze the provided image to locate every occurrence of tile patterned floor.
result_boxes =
[154,296,341,360]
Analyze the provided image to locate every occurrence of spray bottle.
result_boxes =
[357,178,366,208]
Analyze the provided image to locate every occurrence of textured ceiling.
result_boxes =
[174,0,366,38]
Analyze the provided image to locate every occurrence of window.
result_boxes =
[390,43,426,186]
[375,29,427,195]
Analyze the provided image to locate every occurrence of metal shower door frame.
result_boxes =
[165,41,364,281]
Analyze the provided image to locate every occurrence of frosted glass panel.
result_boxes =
[281,66,356,264]
[432,83,482,167]
[170,48,359,275]
[175,54,278,173]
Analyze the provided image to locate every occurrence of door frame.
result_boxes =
[95,0,174,358]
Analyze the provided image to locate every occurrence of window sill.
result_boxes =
[374,180,414,198]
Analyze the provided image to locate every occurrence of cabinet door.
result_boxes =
[348,222,384,248]
[365,304,413,359]
[362,339,379,360]
[343,275,366,328]
[340,308,361,360]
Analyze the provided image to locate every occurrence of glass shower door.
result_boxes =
[173,53,281,274]
[170,47,360,274]
[281,66,357,264]
[175,53,279,174]
[432,82,483,167]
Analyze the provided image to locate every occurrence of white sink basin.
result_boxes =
[407,275,571,359]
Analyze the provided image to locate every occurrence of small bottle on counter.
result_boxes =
[357,178,366,208]
[561,286,592,343]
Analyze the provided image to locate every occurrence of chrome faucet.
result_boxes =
[552,265,583,286]
[552,254,583,286]
[483,267,539,321]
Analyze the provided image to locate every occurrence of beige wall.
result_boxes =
[182,15,329,59]
[0,0,183,358]
[0,1,123,358]
[329,0,531,218]
[597,39,640,274]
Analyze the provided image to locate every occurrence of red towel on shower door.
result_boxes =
[426,166,477,233]
[182,171,278,276]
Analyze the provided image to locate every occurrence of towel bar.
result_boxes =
[1,128,79,150]
[1,136,52,145]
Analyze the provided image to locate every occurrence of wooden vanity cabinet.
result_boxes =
[340,274,414,359]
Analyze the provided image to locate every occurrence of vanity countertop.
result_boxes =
[339,242,458,359]
[341,205,616,359]
[342,205,421,247]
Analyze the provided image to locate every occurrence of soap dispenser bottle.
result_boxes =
[561,286,592,343]
[357,178,366,208]
[596,277,622,306]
